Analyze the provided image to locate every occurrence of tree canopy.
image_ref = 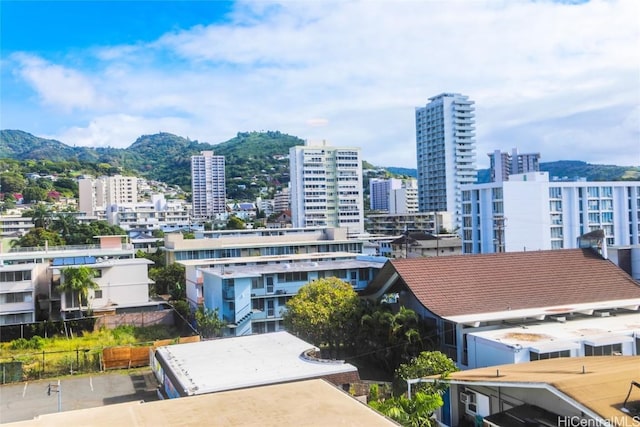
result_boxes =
[58,266,99,317]
[282,277,361,358]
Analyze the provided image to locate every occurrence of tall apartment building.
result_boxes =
[289,141,364,235]
[273,188,290,213]
[461,172,640,254]
[191,151,226,220]
[415,93,477,230]
[78,175,138,217]
[389,178,418,214]
[369,178,402,211]
[488,148,540,182]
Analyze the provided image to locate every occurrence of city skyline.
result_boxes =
[1,0,638,169]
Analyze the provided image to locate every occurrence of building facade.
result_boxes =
[289,141,364,235]
[488,148,540,182]
[365,211,453,236]
[415,93,477,230]
[369,178,402,212]
[389,178,418,214]
[461,172,640,254]
[191,151,226,220]
[78,175,138,218]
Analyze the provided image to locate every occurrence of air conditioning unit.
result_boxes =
[460,392,469,403]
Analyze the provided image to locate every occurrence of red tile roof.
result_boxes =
[388,249,640,318]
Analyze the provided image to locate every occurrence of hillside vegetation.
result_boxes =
[1,130,638,202]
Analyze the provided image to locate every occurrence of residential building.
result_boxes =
[78,175,138,218]
[460,172,640,254]
[193,253,386,336]
[422,357,640,427]
[365,211,452,236]
[0,215,34,238]
[388,232,462,259]
[151,332,361,398]
[364,248,640,369]
[0,235,153,322]
[290,140,365,235]
[107,195,191,232]
[415,93,477,230]
[370,178,402,211]
[164,227,364,265]
[488,148,540,182]
[389,178,418,214]
[8,379,397,427]
[273,187,290,213]
[191,151,226,220]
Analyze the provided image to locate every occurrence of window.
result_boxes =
[530,350,570,361]
[94,290,103,299]
[584,343,622,356]
[251,278,263,289]
[443,321,456,346]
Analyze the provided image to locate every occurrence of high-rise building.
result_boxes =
[369,178,402,211]
[415,93,477,229]
[289,141,364,235]
[191,151,226,220]
[488,148,540,182]
[461,172,640,254]
[388,178,418,214]
[78,175,138,218]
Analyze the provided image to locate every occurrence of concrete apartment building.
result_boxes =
[289,141,365,235]
[78,175,138,218]
[460,171,640,254]
[369,178,402,212]
[365,211,453,237]
[0,236,153,324]
[106,194,191,232]
[389,178,418,214]
[416,93,477,230]
[191,151,226,220]
[488,148,540,182]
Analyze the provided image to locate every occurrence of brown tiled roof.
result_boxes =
[390,249,640,317]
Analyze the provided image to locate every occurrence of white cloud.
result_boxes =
[6,0,640,167]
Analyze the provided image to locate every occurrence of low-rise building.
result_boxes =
[366,212,452,236]
[151,331,361,398]
[364,247,640,369]
[420,356,640,427]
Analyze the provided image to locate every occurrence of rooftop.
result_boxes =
[437,356,640,426]
[367,249,640,320]
[5,379,397,427]
[154,331,359,396]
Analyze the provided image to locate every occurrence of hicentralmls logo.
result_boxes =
[557,416,640,427]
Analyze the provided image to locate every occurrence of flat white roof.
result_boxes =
[155,331,358,396]
[469,311,640,350]
[200,257,386,279]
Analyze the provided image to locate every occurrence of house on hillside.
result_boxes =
[389,232,462,258]
[364,248,640,369]
[417,356,640,427]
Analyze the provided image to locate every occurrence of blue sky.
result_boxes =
[1,0,638,168]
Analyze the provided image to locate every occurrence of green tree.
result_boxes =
[395,351,458,395]
[358,305,425,373]
[149,263,185,296]
[58,266,99,317]
[282,277,361,358]
[22,185,48,203]
[14,227,64,248]
[25,203,53,229]
[226,216,246,230]
[369,391,443,427]
[195,307,226,339]
[51,213,79,242]
[0,172,26,193]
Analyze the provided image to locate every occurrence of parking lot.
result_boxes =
[0,369,159,424]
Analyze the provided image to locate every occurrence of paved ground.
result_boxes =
[0,369,159,424]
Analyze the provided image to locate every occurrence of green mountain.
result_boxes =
[1,129,638,202]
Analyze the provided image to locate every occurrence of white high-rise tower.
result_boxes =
[289,141,364,235]
[191,151,226,220]
[416,93,477,229]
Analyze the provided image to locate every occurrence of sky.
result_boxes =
[1,0,639,169]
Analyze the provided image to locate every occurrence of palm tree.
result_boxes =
[29,203,53,230]
[52,213,78,242]
[58,266,99,317]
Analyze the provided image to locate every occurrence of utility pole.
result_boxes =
[494,216,506,253]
